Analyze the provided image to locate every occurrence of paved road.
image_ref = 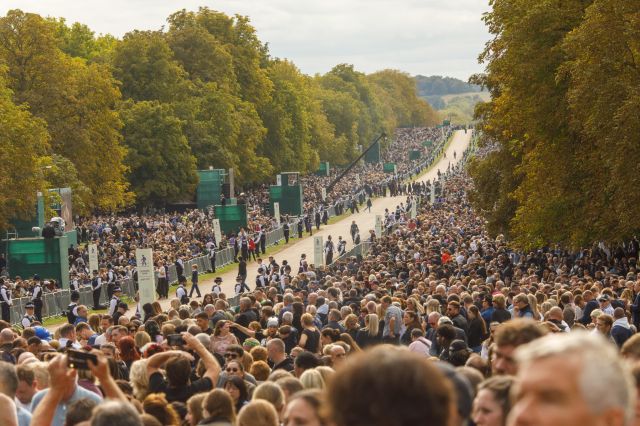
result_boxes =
[200,129,473,296]
[49,130,472,329]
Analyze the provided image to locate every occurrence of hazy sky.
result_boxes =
[0,0,491,80]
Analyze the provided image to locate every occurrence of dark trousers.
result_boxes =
[33,298,43,322]
[107,282,115,300]
[260,239,266,254]
[284,231,290,243]
[189,283,201,298]
[93,288,102,309]
[210,256,216,272]
[1,303,9,323]
[326,252,333,265]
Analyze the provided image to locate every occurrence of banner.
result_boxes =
[375,215,383,238]
[274,202,281,226]
[430,182,436,204]
[276,175,282,186]
[136,248,155,307]
[212,219,222,245]
[88,244,99,274]
[321,188,326,201]
[411,198,417,219]
[314,236,324,267]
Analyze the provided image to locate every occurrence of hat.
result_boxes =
[118,302,128,310]
[214,277,222,283]
[34,326,51,342]
[267,317,279,328]
[33,274,40,281]
[598,294,610,302]
[243,338,260,349]
[25,302,34,309]
[113,287,122,293]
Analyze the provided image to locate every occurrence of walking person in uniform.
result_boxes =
[189,264,201,298]
[91,270,103,310]
[325,235,335,265]
[283,221,290,244]
[108,286,122,316]
[297,219,303,239]
[366,198,373,213]
[211,277,222,296]
[21,302,36,329]
[31,274,44,323]
[350,221,359,243]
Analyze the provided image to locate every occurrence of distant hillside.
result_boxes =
[414,75,488,123]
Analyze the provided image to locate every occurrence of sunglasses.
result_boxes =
[226,368,239,373]
[224,353,238,358]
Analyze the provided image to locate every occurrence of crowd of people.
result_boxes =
[0,141,639,425]
[0,126,450,317]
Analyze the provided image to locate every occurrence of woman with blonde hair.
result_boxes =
[355,313,380,348]
[406,297,425,316]
[252,382,285,421]
[526,294,543,321]
[425,298,441,315]
[299,368,325,390]
[129,359,149,401]
[298,313,321,354]
[237,400,279,426]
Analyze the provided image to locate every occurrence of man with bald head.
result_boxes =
[547,307,570,332]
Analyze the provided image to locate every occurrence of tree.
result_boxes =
[112,30,190,103]
[120,100,198,205]
[0,10,132,211]
[0,70,49,229]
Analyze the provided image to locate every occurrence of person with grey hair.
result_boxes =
[509,332,635,426]
[91,400,143,426]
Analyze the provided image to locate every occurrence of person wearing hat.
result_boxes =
[67,291,80,325]
[234,275,250,295]
[31,274,43,323]
[108,286,122,316]
[211,277,222,295]
[598,294,615,315]
[0,278,12,322]
[255,267,268,289]
[21,302,36,328]
[176,275,189,305]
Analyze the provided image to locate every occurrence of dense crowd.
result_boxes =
[0,146,639,425]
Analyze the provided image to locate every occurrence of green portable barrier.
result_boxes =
[409,150,421,160]
[5,237,70,288]
[383,163,397,174]
[214,205,248,235]
[316,162,330,176]
[197,169,224,209]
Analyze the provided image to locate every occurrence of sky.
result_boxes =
[0,0,491,80]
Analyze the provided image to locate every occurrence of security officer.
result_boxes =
[211,277,222,296]
[176,276,188,305]
[67,291,80,324]
[0,278,12,322]
[22,302,36,328]
[106,264,117,300]
[31,274,43,323]
[91,270,103,310]
[108,286,122,316]
[283,221,290,244]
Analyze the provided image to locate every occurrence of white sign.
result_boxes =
[313,236,324,267]
[276,175,282,186]
[274,202,281,226]
[88,244,99,274]
[212,219,222,246]
[375,215,383,238]
[321,188,326,201]
[411,198,417,219]
[136,248,155,307]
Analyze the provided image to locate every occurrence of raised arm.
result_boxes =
[146,350,193,376]
[183,332,221,383]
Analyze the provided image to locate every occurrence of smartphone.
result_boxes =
[67,349,98,370]
[167,334,185,346]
